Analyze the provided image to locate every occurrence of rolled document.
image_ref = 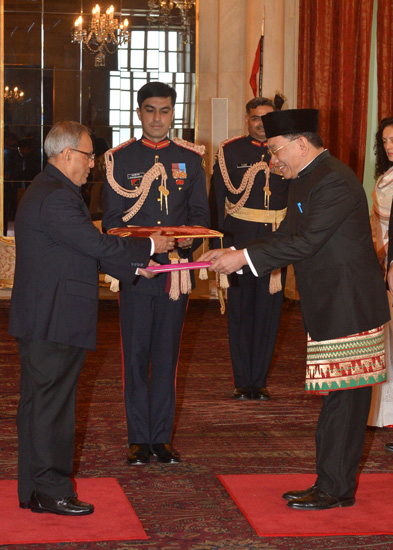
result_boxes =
[145,261,212,273]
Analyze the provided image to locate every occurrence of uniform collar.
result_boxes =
[246,135,267,148]
[141,136,171,150]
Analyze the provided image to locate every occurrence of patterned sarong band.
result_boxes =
[305,326,386,394]
[226,202,287,225]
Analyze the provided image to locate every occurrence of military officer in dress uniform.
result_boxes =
[211,97,289,400]
[102,82,209,465]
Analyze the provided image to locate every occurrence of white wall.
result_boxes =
[198,0,299,174]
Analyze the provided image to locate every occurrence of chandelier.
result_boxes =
[4,86,24,103]
[147,0,196,44]
[72,4,130,67]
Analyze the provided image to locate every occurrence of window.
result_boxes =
[109,29,195,146]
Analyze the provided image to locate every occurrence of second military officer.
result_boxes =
[211,97,289,400]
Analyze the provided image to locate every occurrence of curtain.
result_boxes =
[377,0,393,121]
[297,0,373,181]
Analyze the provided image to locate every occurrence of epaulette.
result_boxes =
[107,137,137,155]
[220,135,246,148]
[250,139,267,148]
[173,136,205,156]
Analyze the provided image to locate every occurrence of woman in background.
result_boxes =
[368,116,393,429]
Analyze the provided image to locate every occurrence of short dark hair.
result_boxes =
[285,132,324,149]
[374,116,393,179]
[137,82,177,108]
[246,97,275,114]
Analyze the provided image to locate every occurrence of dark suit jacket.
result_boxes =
[9,163,151,350]
[247,150,390,341]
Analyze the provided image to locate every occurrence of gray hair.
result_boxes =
[44,121,90,158]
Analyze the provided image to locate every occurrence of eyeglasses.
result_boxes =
[267,138,298,157]
[70,148,96,161]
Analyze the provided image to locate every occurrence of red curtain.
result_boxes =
[297,0,373,180]
[377,0,393,121]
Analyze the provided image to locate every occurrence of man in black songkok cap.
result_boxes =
[200,108,389,511]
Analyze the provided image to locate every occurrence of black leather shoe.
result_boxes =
[283,484,317,501]
[252,387,271,400]
[385,442,393,452]
[19,501,31,509]
[152,443,181,463]
[126,443,151,465]
[233,388,251,400]
[30,491,94,516]
[286,487,355,510]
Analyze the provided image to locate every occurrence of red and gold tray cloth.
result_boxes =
[107,226,223,239]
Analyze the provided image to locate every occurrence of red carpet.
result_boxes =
[0,478,148,545]
[218,473,393,537]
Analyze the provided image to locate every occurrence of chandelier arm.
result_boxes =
[71,5,131,65]
[147,0,195,43]
[103,41,121,55]
[83,40,102,54]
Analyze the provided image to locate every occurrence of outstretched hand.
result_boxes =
[150,231,175,254]
[138,259,159,279]
[198,248,247,275]
[198,248,229,263]
[177,237,193,249]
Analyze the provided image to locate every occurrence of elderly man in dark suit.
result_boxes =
[200,109,390,510]
[8,121,175,516]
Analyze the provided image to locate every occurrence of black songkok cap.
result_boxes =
[262,109,319,139]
